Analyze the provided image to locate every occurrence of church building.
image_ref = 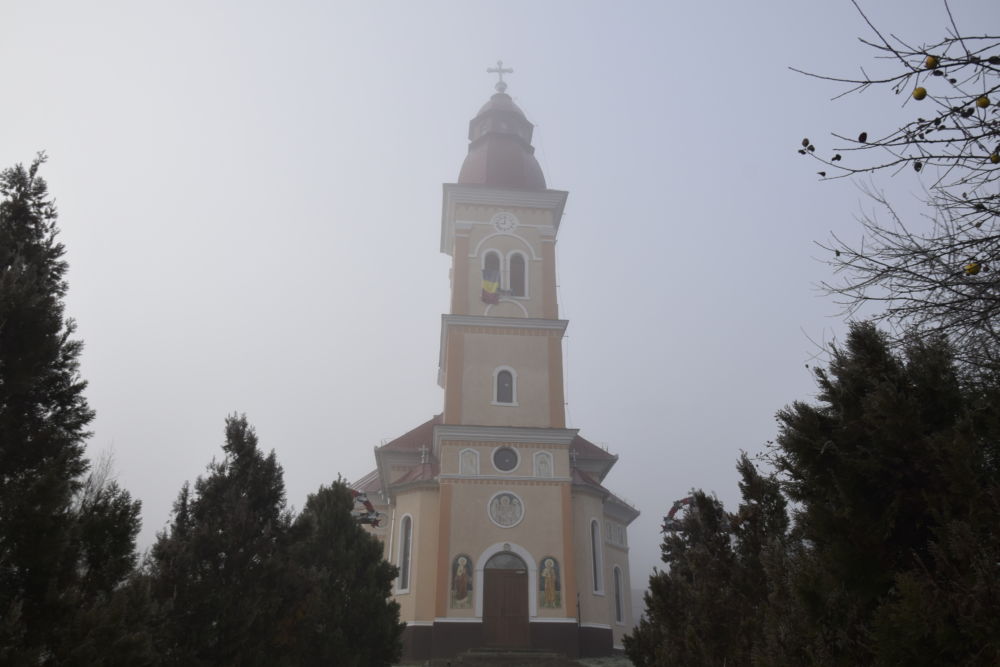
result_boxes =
[354,68,639,661]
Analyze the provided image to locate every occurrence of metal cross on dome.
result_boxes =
[487,60,513,93]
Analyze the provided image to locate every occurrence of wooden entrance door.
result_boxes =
[483,568,529,648]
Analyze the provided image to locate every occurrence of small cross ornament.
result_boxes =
[487,60,513,93]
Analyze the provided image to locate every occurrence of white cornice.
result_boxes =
[441,184,569,255]
[438,474,573,482]
[443,314,568,333]
[434,424,579,450]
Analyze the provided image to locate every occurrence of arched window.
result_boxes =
[398,515,413,592]
[613,566,624,624]
[591,519,604,593]
[509,252,526,297]
[493,366,517,405]
[482,251,502,304]
[484,251,501,275]
[497,370,513,403]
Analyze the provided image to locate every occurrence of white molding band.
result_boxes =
[434,424,578,449]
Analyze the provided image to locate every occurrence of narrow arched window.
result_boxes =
[591,520,603,593]
[484,251,500,275]
[613,566,624,623]
[509,253,526,297]
[399,515,412,591]
[482,251,502,304]
[496,370,514,404]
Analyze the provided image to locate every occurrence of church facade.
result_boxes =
[354,74,638,661]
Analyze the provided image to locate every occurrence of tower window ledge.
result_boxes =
[491,401,520,407]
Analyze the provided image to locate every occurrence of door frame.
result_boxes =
[474,542,538,618]
[483,567,530,648]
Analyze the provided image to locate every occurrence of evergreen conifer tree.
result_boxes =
[148,415,297,666]
[0,155,143,664]
[772,322,1000,664]
[286,481,403,667]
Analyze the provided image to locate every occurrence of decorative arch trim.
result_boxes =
[471,232,539,261]
[484,299,529,317]
[474,541,538,618]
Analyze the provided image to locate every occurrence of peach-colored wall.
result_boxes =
[391,488,440,622]
[460,332,553,427]
[572,492,611,626]
[606,543,633,648]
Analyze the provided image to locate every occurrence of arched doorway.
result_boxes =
[482,551,529,648]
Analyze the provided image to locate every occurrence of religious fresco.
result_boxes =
[534,451,553,477]
[539,556,561,608]
[450,554,473,608]
[488,492,524,527]
[460,449,478,475]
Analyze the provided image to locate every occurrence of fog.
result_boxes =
[3,0,996,587]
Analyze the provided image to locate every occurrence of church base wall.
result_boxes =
[401,624,433,660]
[431,620,484,658]
[578,625,614,657]
[529,621,579,658]
[400,620,609,661]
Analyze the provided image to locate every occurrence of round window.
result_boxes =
[493,447,518,472]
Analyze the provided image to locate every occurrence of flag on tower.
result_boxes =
[481,268,500,304]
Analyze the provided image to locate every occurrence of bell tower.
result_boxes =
[438,67,569,429]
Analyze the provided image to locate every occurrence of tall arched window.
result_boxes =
[398,515,413,592]
[482,251,502,304]
[613,566,624,624]
[509,253,526,297]
[484,251,501,276]
[496,370,514,404]
[591,519,604,593]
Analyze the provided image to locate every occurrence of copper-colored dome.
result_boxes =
[458,92,546,190]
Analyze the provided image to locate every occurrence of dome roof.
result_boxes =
[458,92,546,190]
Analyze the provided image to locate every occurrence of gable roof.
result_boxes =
[378,414,441,452]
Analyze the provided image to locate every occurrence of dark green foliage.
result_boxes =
[148,415,297,666]
[287,481,403,667]
[772,322,1000,664]
[625,456,792,667]
[629,322,1000,665]
[0,155,144,664]
[148,418,403,666]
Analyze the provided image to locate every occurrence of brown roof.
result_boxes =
[570,435,617,461]
[458,92,546,191]
[378,414,441,452]
[352,468,381,494]
[392,461,440,485]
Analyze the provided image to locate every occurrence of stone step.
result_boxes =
[414,648,584,667]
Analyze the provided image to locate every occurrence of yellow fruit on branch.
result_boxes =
[913,87,928,100]
[925,55,939,69]
[976,96,990,108]
[964,262,982,276]
[991,153,1000,164]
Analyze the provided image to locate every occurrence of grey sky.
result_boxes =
[3,0,997,585]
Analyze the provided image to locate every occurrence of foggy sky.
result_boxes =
[4,0,997,587]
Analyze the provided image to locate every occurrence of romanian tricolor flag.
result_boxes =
[481,268,500,304]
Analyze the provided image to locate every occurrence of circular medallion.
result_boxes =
[491,211,518,232]
[488,492,524,528]
[493,446,518,472]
